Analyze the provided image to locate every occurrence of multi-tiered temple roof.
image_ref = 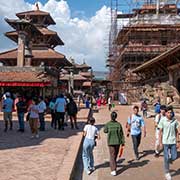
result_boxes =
[0,3,70,67]
[0,3,71,90]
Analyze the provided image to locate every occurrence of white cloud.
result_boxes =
[0,0,110,71]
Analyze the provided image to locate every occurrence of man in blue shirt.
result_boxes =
[126,105,146,160]
[54,94,66,130]
[2,92,14,132]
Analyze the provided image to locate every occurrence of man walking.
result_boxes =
[54,94,66,130]
[2,92,13,132]
[158,106,179,180]
[126,105,146,160]
[16,96,26,132]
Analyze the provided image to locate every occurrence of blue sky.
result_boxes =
[25,0,110,17]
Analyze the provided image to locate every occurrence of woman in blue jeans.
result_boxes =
[82,117,100,175]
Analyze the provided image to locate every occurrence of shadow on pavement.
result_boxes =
[171,168,180,177]
[0,120,86,150]
[95,158,125,170]
[139,150,155,159]
[117,160,150,175]
[94,158,149,175]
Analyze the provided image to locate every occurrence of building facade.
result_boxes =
[108,0,180,104]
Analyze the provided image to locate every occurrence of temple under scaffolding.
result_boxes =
[107,0,180,104]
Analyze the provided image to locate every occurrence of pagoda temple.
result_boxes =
[0,3,71,97]
[60,60,93,95]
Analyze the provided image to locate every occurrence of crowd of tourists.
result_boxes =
[1,91,179,180]
[82,99,179,180]
[0,92,79,138]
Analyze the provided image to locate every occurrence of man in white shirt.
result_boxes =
[38,96,46,131]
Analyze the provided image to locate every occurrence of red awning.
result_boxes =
[0,82,51,87]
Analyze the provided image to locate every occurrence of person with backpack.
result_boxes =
[158,106,180,180]
[104,111,125,176]
[82,117,100,175]
[154,98,161,114]
[141,100,148,118]
[66,96,78,129]
[126,106,146,161]
[154,105,166,157]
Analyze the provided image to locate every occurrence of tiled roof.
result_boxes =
[0,48,64,59]
[37,27,56,35]
[60,74,87,81]
[16,10,55,25]
[0,48,71,66]
[0,71,50,82]
[79,72,92,77]
[16,10,49,16]
[5,28,64,46]
[82,81,91,87]
[74,63,91,69]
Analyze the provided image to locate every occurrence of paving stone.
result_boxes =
[0,109,89,180]
[82,105,180,180]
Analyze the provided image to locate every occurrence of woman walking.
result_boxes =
[82,117,100,175]
[28,97,39,138]
[104,111,125,176]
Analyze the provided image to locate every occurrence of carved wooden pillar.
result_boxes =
[17,31,26,67]
[25,40,33,66]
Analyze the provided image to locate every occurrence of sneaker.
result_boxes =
[111,171,116,176]
[154,153,159,158]
[35,134,39,138]
[87,170,91,175]
[90,167,95,171]
[165,173,171,180]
